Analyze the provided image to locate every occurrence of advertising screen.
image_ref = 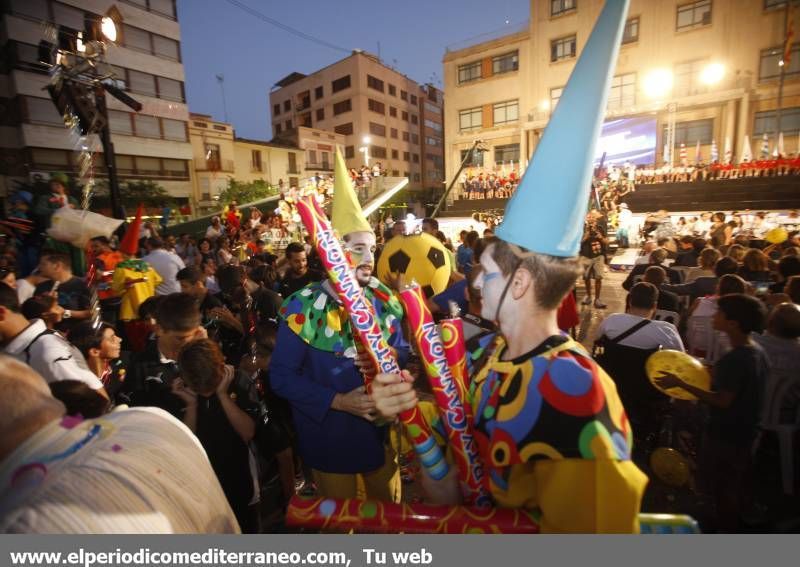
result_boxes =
[593,116,657,166]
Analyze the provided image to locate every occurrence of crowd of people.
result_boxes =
[456,168,521,200]
[579,206,800,532]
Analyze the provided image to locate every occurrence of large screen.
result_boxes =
[593,116,657,166]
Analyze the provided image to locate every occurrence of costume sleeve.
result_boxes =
[268,322,337,424]
[149,268,163,288]
[531,458,648,533]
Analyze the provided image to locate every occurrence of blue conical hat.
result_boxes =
[495,0,629,257]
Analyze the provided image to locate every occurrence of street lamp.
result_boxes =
[643,68,674,99]
[360,135,371,166]
[700,62,725,86]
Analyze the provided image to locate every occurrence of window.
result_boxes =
[116,155,136,175]
[369,122,386,137]
[753,107,800,136]
[608,73,636,109]
[411,133,419,144]
[162,118,187,141]
[424,119,443,133]
[666,118,714,145]
[388,84,397,96]
[128,70,157,98]
[402,131,410,142]
[412,153,419,164]
[321,152,330,169]
[316,108,325,121]
[333,99,352,115]
[425,136,441,147]
[493,100,519,125]
[551,35,576,62]
[368,99,385,114]
[401,90,408,101]
[413,173,421,182]
[53,2,84,30]
[273,104,280,115]
[124,25,151,53]
[345,145,355,159]
[676,0,712,31]
[389,106,397,117]
[494,144,520,164]
[153,35,180,60]
[134,156,158,175]
[284,100,291,112]
[550,87,564,110]
[403,151,410,161]
[31,148,70,167]
[390,128,398,139]
[764,0,787,8]
[492,51,519,74]
[213,125,226,131]
[162,159,187,177]
[335,122,353,135]
[367,75,384,92]
[622,17,639,44]
[158,77,183,102]
[26,97,62,125]
[308,150,317,165]
[392,149,399,159]
[315,86,324,99]
[460,149,484,167]
[372,146,387,159]
[674,59,706,96]
[288,153,298,173]
[332,75,351,93]
[135,114,161,138]
[285,120,292,129]
[760,45,800,81]
[411,114,418,125]
[193,121,207,128]
[9,0,48,20]
[275,124,282,135]
[392,170,399,176]
[458,61,482,84]
[108,110,134,135]
[551,0,576,17]
[149,0,177,19]
[401,111,409,121]
[459,107,482,131]
[424,101,440,115]
[251,150,262,172]
[410,95,418,105]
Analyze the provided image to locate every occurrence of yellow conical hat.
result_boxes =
[331,148,371,237]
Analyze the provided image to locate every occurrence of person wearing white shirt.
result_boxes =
[0,283,106,395]
[142,238,186,295]
[596,282,685,352]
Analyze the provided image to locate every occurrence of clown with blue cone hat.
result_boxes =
[270,146,409,504]
[371,0,649,533]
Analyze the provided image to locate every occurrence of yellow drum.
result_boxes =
[646,350,711,401]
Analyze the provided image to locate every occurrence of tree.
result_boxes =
[91,179,177,210]
[219,178,278,205]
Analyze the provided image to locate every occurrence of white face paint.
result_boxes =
[344,231,377,286]
[471,243,507,321]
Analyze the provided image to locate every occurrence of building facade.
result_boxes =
[443,0,800,193]
[188,112,304,210]
[1,0,194,204]
[272,125,345,179]
[269,50,445,190]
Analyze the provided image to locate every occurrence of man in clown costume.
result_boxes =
[269,149,407,503]
[371,0,647,533]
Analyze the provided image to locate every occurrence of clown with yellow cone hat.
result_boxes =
[370,0,650,533]
[271,147,407,502]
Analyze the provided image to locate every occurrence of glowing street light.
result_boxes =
[643,69,673,99]
[539,99,550,112]
[362,135,371,145]
[101,15,118,42]
[700,62,725,85]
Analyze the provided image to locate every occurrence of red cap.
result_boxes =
[119,203,143,256]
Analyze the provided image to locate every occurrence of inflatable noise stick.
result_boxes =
[294,196,449,481]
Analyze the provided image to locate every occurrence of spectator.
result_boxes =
[655,294,768,532]
[753,303,800,420]
[0,282,106,396]
[726,244,746,264]
[278,242,319,298]
[456,231,479,276]
[738,249,772,283]
[421,218,439,235]
[88,237,124,325]
[0,356,239,533]
[673,236,705,267]
[663,256,739,302]
[643,266,680,313]
[67,321,125,404]
[206,216,225,242]
[786,275,800,304]
[34,251,92,333]
[175,339,258,533]
[21,295,64,330]
[595,282,684,351]
[622,248,681,291]
[686,248,721,282]
[142,238,186,295]
[769,256,800,294]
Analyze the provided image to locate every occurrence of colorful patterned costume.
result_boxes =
[468,333,647,533]
[111,260,163,321]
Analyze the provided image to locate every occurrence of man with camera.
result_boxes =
[580,213,608,308]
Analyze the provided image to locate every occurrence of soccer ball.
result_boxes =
[377,233,452,298]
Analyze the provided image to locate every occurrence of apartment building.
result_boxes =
[188,112,304,209]
[269,50,445,190]
[443,0,800,186]
[0,0,194,203]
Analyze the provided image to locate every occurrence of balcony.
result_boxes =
[195,158,235,173]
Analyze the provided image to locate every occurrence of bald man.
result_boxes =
[0,357,239,533]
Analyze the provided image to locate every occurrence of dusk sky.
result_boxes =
[177,0,529,140]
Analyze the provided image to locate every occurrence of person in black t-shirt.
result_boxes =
[655,294,769,532]
[34,251,91,334]
[174,338,259,533]
[579,219,608,309]
[277,242,321,298]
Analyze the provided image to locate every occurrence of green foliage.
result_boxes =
[92,180,177,209]
[219,178,278,205]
